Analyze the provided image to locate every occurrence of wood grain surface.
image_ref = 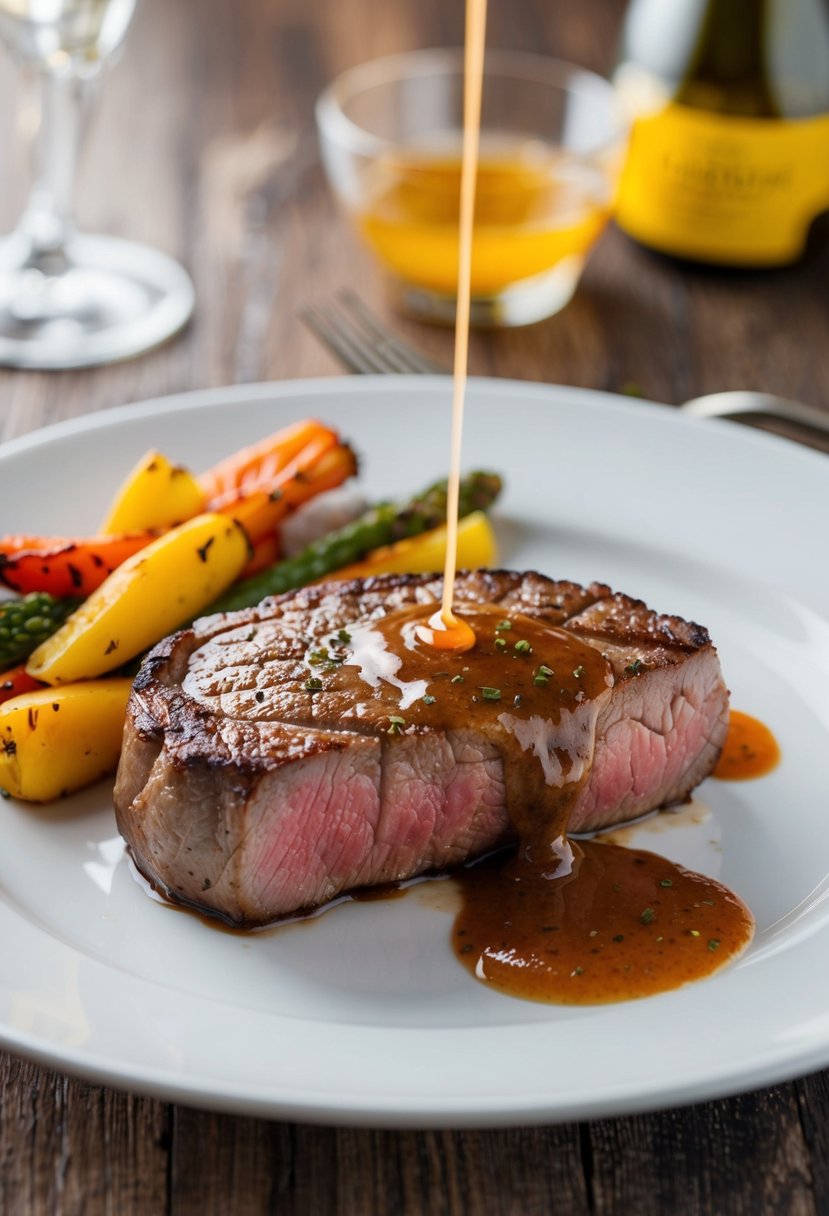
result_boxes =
[1,0,828,1212]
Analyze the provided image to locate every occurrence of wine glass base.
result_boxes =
[393,255,585,329]
[0,233,195,369]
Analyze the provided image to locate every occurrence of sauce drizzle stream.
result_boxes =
[435,0,487,646]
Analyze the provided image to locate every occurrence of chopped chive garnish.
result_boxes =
[660,878,673,888]
[640,907,656,924]
[422,694,436,705]
[708,939,720,952]
[494,637,507,650]
[338,628,352,644]
[613,934,624,943]
[537,665,554,678]
[625,658,645,676]
[689,929,701,938]
[572,665,585,679]
[451,674,465,684]
[308,648,329,665]
[304,677,323,692]
[514,639,532,655]
[387,715,406,735]
[481,687,501,701]
[533,675,549,687]
[495,620,512,631]
[572,967,584,977]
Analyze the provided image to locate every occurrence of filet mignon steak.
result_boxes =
[114,571,729,926]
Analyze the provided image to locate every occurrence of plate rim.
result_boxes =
[4,373,828,479]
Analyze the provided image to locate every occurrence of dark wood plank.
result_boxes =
[586,1087,816,1216]
[0,1055,168,1215]
[795,1072,829,1214]
[166,1116,590,1216]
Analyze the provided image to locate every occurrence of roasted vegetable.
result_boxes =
[199,418,336,508]
[0,532,159,597]
[328,510,496,581]
[101,450,206,533]
[0,679,132,801]
[27,513,249,685]
[223,439,358,542]
[210,470,503,614]
[0,664,45,705]
[0,592,80,669]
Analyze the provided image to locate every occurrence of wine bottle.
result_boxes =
[613,0,829,266]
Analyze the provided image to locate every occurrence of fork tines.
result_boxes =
[302,288,448,375]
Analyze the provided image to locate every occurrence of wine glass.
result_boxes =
[0,0,194,369]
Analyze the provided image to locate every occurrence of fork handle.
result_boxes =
[683,391,829,436]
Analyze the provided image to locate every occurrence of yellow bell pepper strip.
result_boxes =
[101,450,206,534]
[26,513,249,685]
[0,679,132,802]
[328,511,497,581]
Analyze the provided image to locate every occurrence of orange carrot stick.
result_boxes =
[0,532,159,597]
[240,534,281,579]
[0,664,45,705]
[199,419,333,506]
[218,439,358,540]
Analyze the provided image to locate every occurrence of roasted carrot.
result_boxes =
[241,534,281,579]
[221,438,359,541]
[199,419,335,506]
[0,664,45,705]
[0,532,158,597]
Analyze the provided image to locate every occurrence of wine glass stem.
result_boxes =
[19,68,87,261]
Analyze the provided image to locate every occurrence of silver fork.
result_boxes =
[302,289,448,375]
[302,290,829,438]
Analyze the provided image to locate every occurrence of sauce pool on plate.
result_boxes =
[713,710,781,781]
[453,840,754,1005]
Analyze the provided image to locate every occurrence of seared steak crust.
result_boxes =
[114,572,729,926]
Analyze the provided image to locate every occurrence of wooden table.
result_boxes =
[1,0,828,1211]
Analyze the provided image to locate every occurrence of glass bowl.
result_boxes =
[316,49,628,327]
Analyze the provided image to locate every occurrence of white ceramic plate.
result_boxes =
[0,376,827,1128]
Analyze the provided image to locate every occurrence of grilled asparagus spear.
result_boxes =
[209,470,503,614]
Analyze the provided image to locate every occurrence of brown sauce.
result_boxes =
[713,710,780,781]
[453,840,753,1004]
[348,601,754,1005]
[336,603,611,780]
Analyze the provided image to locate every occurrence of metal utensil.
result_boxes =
[302,289,447,375]
[302,291,829,439]
[678,390,829,436]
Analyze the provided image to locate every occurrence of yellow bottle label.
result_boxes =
[616,104,829,265]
